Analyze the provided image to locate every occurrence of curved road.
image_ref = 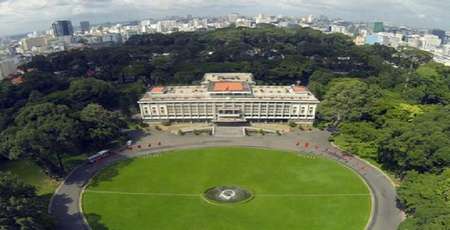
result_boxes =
[49,130,403,230]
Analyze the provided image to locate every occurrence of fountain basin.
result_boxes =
[203,186,253,204]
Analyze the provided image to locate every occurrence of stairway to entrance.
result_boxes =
[213,126,245,137]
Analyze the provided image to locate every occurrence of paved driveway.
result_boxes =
[49,130,403,230]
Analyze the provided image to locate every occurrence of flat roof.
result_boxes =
[203,73,254,83]
[212,82,246,92]
[139,73,319,103]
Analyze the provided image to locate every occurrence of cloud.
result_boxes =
[0,0,449,36]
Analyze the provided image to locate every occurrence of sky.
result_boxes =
[0,0,449,36]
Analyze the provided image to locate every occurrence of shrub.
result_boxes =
[288,121,297,128]
[161,120,171,126]
[299,124,312,131]
[259,129,265,135]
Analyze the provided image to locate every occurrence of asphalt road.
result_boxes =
[49,130,403,230]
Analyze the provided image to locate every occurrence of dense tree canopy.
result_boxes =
[379,106,450,173]
[4,103,82,174]
[0,26,449,228]
[79,104,127,147]
[0,172,53,229]
[397,170,450,230]
[318,78,381,126]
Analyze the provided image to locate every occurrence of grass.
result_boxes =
[0,160,58,195]
[83,147,371,230]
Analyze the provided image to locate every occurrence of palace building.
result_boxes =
[138,73,320,124]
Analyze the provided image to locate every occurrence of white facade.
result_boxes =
[235,18,252,28]
[330,25,347,34]
[0,58,17,80]
[156,20,179,33]
[406,35,422,48]
[138,73,320,124]
[21,37,48,51]
[255,14,272,24]
[378,32,404,48]
[420,34,442,50]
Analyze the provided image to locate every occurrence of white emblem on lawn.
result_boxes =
[218,189,237,200]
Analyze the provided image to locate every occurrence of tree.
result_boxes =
[9,103,82,175]
[378,106,450,173]
[0,172,53,229]
[79,104,127,148]
[66,78,118,109]
[173,71,199,84]
[318,78,381,126]
[307,70,335,99]
[335,122,381,159]
[398,170,450,230]
[267,57,311,84]
[117,82,147,115]
[394,46,433,69]
[401,63,450,105]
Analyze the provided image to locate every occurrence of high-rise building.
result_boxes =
[373,22,384,33]
[0,58,17,80]
[52,20,74,37]
[80,21,90,33]
[420,34,442,50]
[235,18,252,28]
[21,37,48,51]
[255,14,272,24]
[365,34,383,45]
[329,25,347,34]
[431,29,447,44]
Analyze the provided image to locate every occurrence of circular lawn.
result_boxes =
[83,147,371,230]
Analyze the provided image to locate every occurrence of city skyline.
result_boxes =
[1,0,450,37]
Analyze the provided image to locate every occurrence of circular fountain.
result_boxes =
[203,186,253,204]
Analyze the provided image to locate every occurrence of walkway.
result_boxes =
[49,130,403,230]
[213,126,244,137]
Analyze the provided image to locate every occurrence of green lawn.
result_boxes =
[0,160,58,195]
[84,147,371,230]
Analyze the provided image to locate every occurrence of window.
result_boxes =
[159,105,167,115]
[300,106,306,114]
[291,105,300,115]
[143,107,150,115]
[151,105,158,115]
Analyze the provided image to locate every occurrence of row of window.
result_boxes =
[142,115,315,119]
[141,103,316,118]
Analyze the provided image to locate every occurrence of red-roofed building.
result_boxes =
[150,86,166,94]
[139,73,319,125]
[292,86,307,93]
[10,76,24,85]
